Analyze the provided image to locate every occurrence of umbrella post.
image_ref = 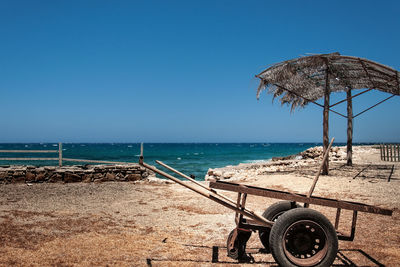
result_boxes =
[322,62,330,175]
[347,88,353,166]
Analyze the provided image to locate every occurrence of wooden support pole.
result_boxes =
[58,142,63,167]
[322,65,330,175]
[391,145,394,162]
[397,145,400,162]
[383,144,387,161]
[346,88,353,166]
[335,208,341,230]
[139,143,144,165]
[386,145,389,161]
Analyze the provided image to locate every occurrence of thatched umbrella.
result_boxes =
[256,52,399,174]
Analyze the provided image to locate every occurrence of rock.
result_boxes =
[26,172,36,182]
[35,173,46,182]
[13,171,24,177]
[64,172,82,183]
[125,174,142,181]
[13,176,26,183]
[82,174,93,183]
[205,175,217,181]
[223,171,235,179]
[115,173,126,181]
[146,176,172,184]
[213,170,223,177]
[48,173,63,183]
[105,172,116,181]
[272,154,297,161]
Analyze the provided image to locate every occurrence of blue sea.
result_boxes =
[0,143,322,179]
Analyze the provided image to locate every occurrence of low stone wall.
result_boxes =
[0,164,153,184]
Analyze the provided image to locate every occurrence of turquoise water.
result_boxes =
[0,143,321,179]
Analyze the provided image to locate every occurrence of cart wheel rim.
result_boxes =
[282,220,329,266]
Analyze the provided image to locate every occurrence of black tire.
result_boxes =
[226,229,251,260]
[259,201,301,252]
[269,208,338,267]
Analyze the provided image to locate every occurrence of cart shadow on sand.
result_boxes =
[146,244,384,266]
[271,162,399,183]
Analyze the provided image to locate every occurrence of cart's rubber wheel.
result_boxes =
[269,208,338,267]
[226,229,251,260]
[259,201,301,252]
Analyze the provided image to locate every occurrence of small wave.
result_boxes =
[52,144,58,147]
[194,153,199,155]
[243,159,271,164]
[127,145,133,148]
[177,157,181,160]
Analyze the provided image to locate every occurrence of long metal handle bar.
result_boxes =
[140,161,273,227]
[155,160,238,207]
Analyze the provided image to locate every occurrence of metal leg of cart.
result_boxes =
[227,192,253,261]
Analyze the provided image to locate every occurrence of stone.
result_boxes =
[48,173,62,183]
[223,171,235,179]
[25,172,36,182]
[205,175,217,181]
[64,172,82,183]
[105,172,116,181]
[115,173,126,181]
[0,172,9,180]
[82,174,93,183]
[35,173,46,182]
[13,171,24,177]
[125,173,142,181]
[13,176,26,183]
[213,170,223,177]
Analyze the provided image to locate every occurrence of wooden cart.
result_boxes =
[138,142,393,267]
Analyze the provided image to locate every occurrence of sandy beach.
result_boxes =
[0,145,399,266]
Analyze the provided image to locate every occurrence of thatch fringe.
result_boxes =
[256,53,400,110]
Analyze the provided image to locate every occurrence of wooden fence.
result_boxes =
[0,143,132,166]
[380,144,400,162]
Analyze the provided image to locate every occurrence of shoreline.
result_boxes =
[205,145,374,181]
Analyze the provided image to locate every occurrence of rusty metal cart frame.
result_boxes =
[138,141,393,266]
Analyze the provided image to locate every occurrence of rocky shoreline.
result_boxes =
[0,164,153,184]
[205,145,353,181]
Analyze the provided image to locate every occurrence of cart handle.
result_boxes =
[304,138,334,208]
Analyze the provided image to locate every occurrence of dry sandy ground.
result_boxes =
[0,146,399,266]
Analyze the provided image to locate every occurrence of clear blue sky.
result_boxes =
[1,0,399,143]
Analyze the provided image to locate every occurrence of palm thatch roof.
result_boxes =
[256,52,400,110]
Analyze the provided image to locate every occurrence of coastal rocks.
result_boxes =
[300,146,346,161]
[206,145,350,182]
[0,164,153,184]
[205,168,241,181]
